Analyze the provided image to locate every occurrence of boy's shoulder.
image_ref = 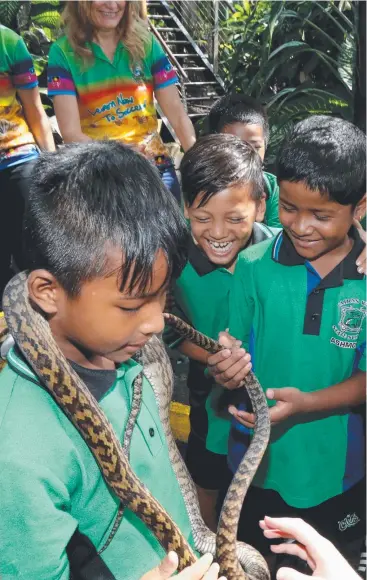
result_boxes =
[0,349,78,466]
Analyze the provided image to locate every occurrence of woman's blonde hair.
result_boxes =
[62,1,150,68]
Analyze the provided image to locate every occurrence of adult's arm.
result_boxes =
[155,84,196,152]
[18,87,55,151]
[53,94,92,143]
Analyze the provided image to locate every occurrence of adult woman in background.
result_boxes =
[48,0,195,203]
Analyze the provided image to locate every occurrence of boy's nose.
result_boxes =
[140,305,165,337]
[292,215,314,237]
[210,222,227,239]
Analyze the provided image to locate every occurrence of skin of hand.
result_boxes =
[206,330,252,390]
[140,552,226,580]
[260,516,360,580]
[155,84,196,152]
[229,387,307,429]
[18,87,55,151]
[354,218,366,274]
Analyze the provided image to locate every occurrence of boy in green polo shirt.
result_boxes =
[226,115,366,572]
[208,93,281,228]
[165,133,279,531]
[0,141,224,580]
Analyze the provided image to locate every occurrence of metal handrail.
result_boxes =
[149,21,189,81]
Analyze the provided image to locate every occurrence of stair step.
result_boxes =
[185,96,218,101]
[182,66,207,71]
[149,14,171,19]
[173,53,201,58]
[180,81,218,86]
[155,27,181,32]
[165,40,191,44]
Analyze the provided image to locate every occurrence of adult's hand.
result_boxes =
[260,516,360,580]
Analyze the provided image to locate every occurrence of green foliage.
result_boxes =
[0,1,22,28]
[0,1,63,83]
[218,0,360,169]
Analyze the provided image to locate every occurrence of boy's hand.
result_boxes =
[354,218,366,275]
[260,516,360,580]
[206,331,252,390]
[229,388,307,428]
[140,552,226,580]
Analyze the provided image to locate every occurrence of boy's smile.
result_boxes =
[185,184,265,272]
[279,180,365,264]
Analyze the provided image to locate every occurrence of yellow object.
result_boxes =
[169,401,190,443]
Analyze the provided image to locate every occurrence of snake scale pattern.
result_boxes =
[2,272,270,580]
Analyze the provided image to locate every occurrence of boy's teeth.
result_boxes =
[208,240,233,253]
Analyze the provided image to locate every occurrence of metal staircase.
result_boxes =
[147,0,226,142]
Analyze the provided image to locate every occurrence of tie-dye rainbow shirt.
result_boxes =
[48,34,178,168]
[0,25,39,170]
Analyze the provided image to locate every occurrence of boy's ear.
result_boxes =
[27,270,62,315]
[354,193,366,222]
[255,193,266,223]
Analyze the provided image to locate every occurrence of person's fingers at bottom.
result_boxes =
[263,529,291,539]
[179,554,214,579]
[271,542,308,561]
[203,563,221,579]
[276,567,313,580]
[140,551,178,579]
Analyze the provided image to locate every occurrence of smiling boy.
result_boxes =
[165,133,279,530]
[226,116,366,570]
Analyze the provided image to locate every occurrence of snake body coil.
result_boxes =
[2,273,270,580]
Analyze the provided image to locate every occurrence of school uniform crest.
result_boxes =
[331,298,366,348]
[339,303,366,334]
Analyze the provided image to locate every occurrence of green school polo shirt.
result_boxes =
[229,228,366,508]
[263,171,281,228]
[0,347,194,580]
[166,223,279,455]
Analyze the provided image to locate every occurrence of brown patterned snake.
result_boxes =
[2,272,270,580]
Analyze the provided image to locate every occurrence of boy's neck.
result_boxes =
[308,234,354,279]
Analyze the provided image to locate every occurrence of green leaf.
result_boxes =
[31,9,61,30]
[269,41,308,60]
[32,55,47,76]
[0,1,23,27]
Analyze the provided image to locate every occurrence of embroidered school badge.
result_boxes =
[330,298,366,348]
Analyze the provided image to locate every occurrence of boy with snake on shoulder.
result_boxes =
[0,141,250,580]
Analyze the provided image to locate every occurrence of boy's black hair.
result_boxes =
[208,93,270,146]
[180,133,264,207]
[277,115,366,207]
[24,141,189,296]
